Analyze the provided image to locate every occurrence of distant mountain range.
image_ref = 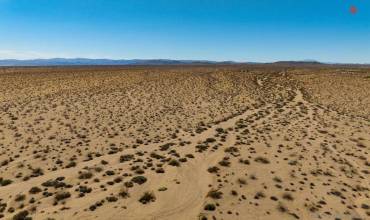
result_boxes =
[0,58,238,66]
[0,58,368,67]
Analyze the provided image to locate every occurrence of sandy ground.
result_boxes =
[0,66,369,220]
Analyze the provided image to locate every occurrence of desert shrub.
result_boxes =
[124,181,134,188]
[205,138,216,143]
[119,154,134,163]
[185,154,194,158]
[207,166,219,173]
[270,196,278,201]
[168,159,180,167]
[106,196,118,202]
[131,176,147,185]
[107,181,114,186]
[94,167,103,172]
[139,192,156,204]
[119,189,129,198]
[54,191,71,202]
[207,190,223,199]
[237,178,247,185]
[218,159,230,167]
[135,168,145,174]
[225,147,239,153]
[159,143,175,151]
[231,190,238,196]
[105,170,115,176]
[0,178,13,186]
[0,160,9,167]
[8,207,15,213]
[89,204,97,211]
[150,152,164,160]
[273,176,282,183]
[0,202,6,212]
[158,187,167,191]
[216,128,224,133]
[250,174,257,180]
[31,168,44,177]
[41,179,66,188]
[114,177,122,183]
[282,193,294,201]
[239,159,250,165]
[277,203,288,213]
[254,191,266,199]
[195,127,206,134]
[78,171,93,179]
[28,186,42,194]
[14,194,26,202]
[254,156,270,164]
[195,144,208,152]
[78,186,92,193]
[204,203,216,211]
[12,210,31,220]
[29,197,35,204]
[66,161,77,168]
[156,167,165,173]
[101,160,109,165]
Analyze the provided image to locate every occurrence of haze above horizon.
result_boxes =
[0,0,369,63]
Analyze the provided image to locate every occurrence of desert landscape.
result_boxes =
[0,65,369,220]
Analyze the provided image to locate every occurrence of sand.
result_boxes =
[0,66,369,220]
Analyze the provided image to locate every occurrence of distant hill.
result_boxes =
[273,60,323,65]
[272,60,370,68]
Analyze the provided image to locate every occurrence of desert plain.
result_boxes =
[0,65,369,220]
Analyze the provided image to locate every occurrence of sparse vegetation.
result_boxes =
[0,66,368,219]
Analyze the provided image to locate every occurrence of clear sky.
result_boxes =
[0,0,369,63]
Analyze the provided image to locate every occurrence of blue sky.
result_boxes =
[0,0,369,63]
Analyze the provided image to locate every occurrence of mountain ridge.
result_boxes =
[0,58,368,67]
[0,58,238,66]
